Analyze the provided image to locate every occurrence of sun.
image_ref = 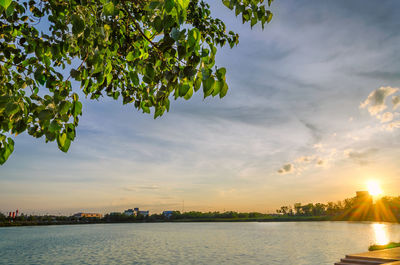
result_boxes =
[367,180,383,197]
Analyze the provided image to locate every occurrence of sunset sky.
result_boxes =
[1,0,400,215]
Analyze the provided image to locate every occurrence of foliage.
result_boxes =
[369,242,400,251]
[0,0,274,164]
[277,195,400,222]
[0,212,5,221]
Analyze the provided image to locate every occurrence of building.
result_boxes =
[356,191,373,204]
[109,212,122,216]
[123,208,149,217]
[138,211,149,217]
[123,209,135,216]
[73,212,103,218]
[162,211,174,218]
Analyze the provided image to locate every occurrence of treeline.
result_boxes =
[276,198,358,217]
[104,211,274,222]
[1,211,326,227]
[3,195,400,226]
[276,196,400,222]
[0,213,103,226]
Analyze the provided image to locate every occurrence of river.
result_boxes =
[1,222,400,264]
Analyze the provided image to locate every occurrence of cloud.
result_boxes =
[295,155,315,163]
[382,120,400,131]
[360,86,399,115]
[379,112,394,123]
[313,143,324,150]
[300,120,323,142]
[277,164,294,174]
[122,185,160,192]
[345,148,379,165]
[393,96,400,110]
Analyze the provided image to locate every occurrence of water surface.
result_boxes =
[1,222,400,264]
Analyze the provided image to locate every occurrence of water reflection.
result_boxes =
[373,223,389,245]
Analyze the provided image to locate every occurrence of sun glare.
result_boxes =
[373,223,390,245]
[367,180,383,197]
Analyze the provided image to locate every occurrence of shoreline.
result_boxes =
[2,216,399,228]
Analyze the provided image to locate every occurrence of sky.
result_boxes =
[1,0,400,215]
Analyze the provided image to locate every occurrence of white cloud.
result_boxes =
[393,96,400,110]
[295,155,315,163]
[379,112,394,123]
[313,143,323,150]
[360,86,399,115]
[382,120,400,131]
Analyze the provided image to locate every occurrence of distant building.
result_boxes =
[356,191,373,204]
[73,213,102,218]
[124,209,135,216]
[123,208,149,217]
[138,211,149,217]
[162,211,174,218]
[109,212,122,216]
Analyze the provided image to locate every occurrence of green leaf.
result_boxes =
[222,0,230,9]
[71,14,85,35]
[70,69,80,79]
[203,76,215,98]
[38,110,52,121]
[5,103,19,116]
[194,76,202,92]
[184,86,193,100]
[251,17,257,28]
[73,101,82,117]
[0,0,12,9]
[268,0,274,7]
[216,67,226,80]
[59,101,70,115]
[220,82,229,98]
[57,133,71,152]
[179,83,190,97]
[145,64,155,79]
[103,2,115,16]
[5,1,13,17]
[266,11,273,23]
[153,16,163,32]
[176,0,189,9]
[34,69,46,86]
[106,72,113,85]
[49,120,60,133]
[126,52,135,62]
[171,28,180,41]
[188,28,200,47]
[165,0,174,13]
[0,138,14,165]
[129,71,139,86]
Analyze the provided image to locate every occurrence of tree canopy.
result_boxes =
[0,0,274,164]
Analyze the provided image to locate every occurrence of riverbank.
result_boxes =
[0,216,331,227]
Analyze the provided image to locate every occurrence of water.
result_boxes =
[1,222,400,265]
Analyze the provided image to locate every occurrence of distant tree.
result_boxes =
[313,203,326,216]
[293,203,302,216]
[0,0,275,164]
[277,206,288,215]
[301,203,313,216]
[0,212,5,221]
